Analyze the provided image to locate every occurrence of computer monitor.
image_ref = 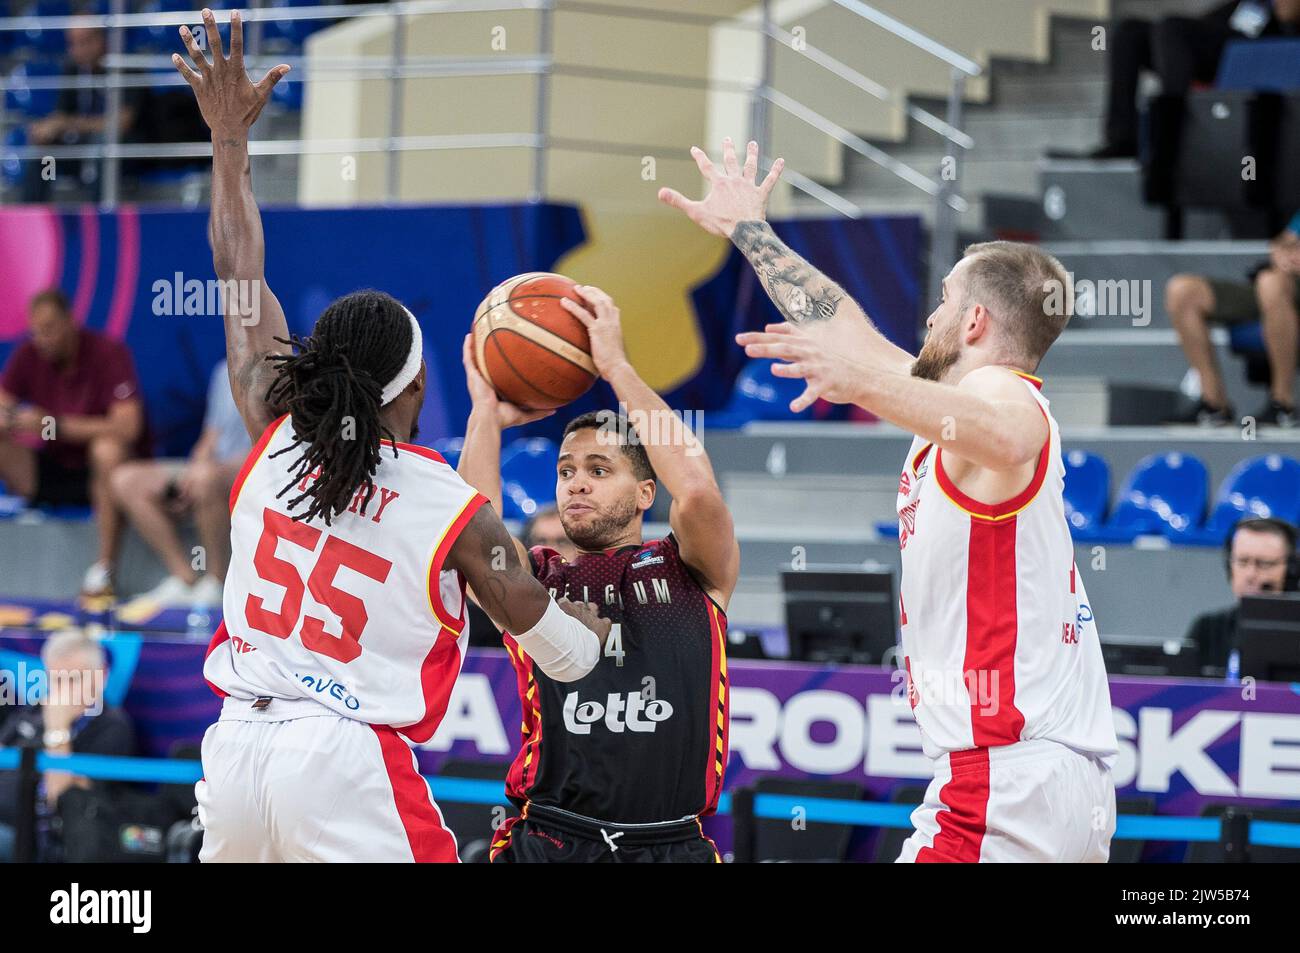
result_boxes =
[781,569,898,665]
[1099,634,1200,678]
[1238,593,1300,683]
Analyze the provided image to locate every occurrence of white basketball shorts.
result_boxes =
[896,737,1116,863]
[196,695,459,863]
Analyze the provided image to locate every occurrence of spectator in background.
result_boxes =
[0,630,136,862]
[1053,0,1300,160]
[22,25,143,202]
[1186,517,1298,675]
[1166,210,1300,427]
[522,504,578,562]
[0,289,150,598]
[110,361,250,608]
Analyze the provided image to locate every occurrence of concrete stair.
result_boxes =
[700,420,1299,630]
[1043,240,1269,329]
[787,12,1112,222]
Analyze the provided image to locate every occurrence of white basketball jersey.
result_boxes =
[895,372,1117,764]
[205,415,487,743]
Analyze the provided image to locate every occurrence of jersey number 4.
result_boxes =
[244,508,394,663]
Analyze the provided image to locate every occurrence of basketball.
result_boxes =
[472,272,598,410]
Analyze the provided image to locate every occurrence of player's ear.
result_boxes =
[638,478,656,513]
[965,304,990,344]
[402,362,427,424]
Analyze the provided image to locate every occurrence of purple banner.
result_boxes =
[413,655,1300,816]
[4,631,1298,822]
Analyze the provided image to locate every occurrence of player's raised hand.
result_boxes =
[736,323,868,413]
[462,334,555,429]
[172,9,289,136]
[560,285,631,380]
[658,138,785,239]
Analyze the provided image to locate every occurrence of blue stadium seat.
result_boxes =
[500,437,558,521]
[1102,452,1209,541]
[271,73,304,111]
[1063,449,1110,537]
[1217,38,1300,92]
[2,126,29,188]
[1228,321,1300,388]
[707,360,814,430]
[21,1,73,58]
[0,495,28,520]
[5,59,62,118]
[128,0,193,54]
[432,437,464,471]
[263,0,327,46]
[1228,321,1265,355]
[1177,454,1300,545]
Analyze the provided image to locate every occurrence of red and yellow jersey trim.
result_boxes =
[228,413,288,514]
[933,401,1051,522]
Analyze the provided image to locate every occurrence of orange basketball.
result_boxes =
[472,272,598,410]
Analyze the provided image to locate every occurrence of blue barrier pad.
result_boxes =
[1114,815,1220,842]
[3,748,1298,850]
[753,793,915,829]
[36,752,203,784]
[425,776,508,806]
[1250,820,1300,849]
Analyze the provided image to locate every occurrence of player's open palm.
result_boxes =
[658,138,785,239]
[172,9,289,136]
[737,323,866,413]
[560,284,629,380]
[461,334,554,429]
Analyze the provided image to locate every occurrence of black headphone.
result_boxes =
[1224,517,1300,592]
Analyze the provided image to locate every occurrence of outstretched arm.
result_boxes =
[456,333,554,567]
[448,505,608,682]
[737,326,1047,473]
[561,285,739,608]
[659,138,914,375]
[174,9,291,439]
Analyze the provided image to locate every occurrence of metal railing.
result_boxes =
[0,0,979,290]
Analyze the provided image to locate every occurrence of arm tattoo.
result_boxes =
[452,508,545,633]
[732,220,849,325]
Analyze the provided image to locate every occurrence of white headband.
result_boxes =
[381,306,423,405]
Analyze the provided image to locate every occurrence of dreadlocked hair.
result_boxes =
[264,290,415,525]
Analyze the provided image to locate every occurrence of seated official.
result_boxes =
[0,631,136,862]
[110,360,250,608]
[0,289,149,598]
[1185,517,1299,674]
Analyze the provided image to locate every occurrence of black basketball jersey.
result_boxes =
[502,535,729,823]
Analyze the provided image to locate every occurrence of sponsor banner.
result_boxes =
[417,654,1300,816]
[3,631,1296,821]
